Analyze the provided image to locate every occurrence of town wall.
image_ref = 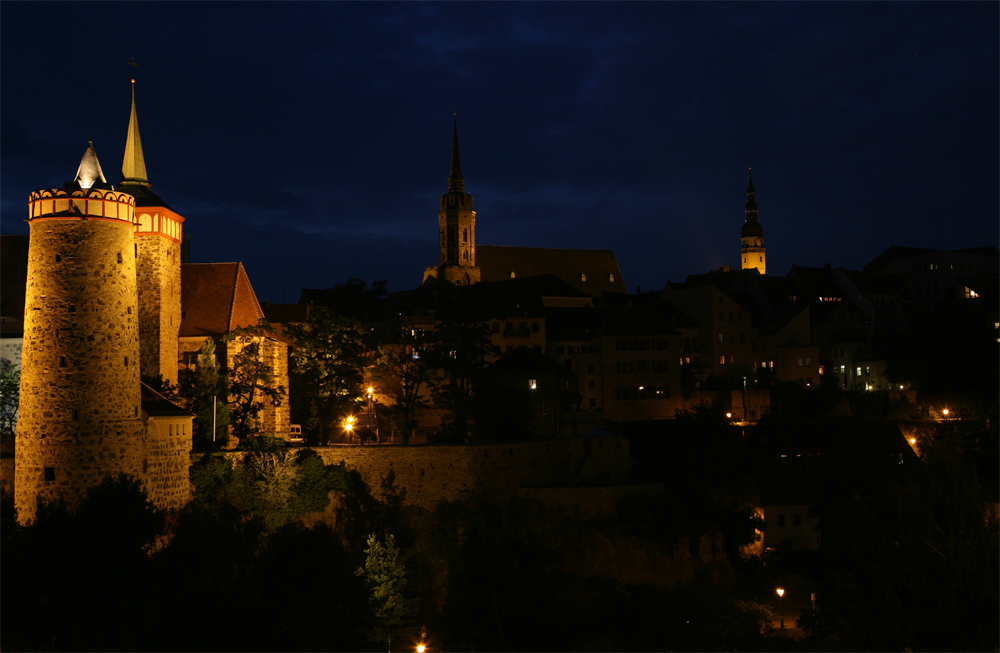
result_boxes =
[225,435,632,512]
[143,416,193,510]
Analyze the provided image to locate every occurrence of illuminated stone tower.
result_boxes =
[15,143,145,522]
[740,168,766,275]
[435,119,480,285]
[118,80,184,385]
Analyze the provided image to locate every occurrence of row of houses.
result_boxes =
[283,244,995,439]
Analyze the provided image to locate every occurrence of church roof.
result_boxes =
[476,245,627,296]
[180,262,265,337]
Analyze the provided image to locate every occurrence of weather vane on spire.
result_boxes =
[127,58,139,83]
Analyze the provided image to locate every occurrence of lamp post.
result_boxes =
[776,587,785,629]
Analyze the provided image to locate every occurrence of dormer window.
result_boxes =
[580,273,587,282]
[509,271,516,279]
[608,273,615,282]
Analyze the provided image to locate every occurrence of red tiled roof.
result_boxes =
[180,262,264,337]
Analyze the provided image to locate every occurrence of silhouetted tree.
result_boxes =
[285,305,366,443]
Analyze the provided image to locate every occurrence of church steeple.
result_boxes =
[740,166,766,275]
[425,116,479,286]
[121,79,149,186]
[448,118,465,193]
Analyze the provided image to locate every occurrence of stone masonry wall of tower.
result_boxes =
[136,232,181,385]
[15,189,146,522]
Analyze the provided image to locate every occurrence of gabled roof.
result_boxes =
[141,382,193,417]
[180,262,265,337]
[476,245,626,296]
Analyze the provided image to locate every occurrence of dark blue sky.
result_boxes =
[2,2,997,303]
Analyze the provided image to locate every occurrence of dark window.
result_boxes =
[44,467,55,482]
[117,252,123,263]
[531,321,539,333]
[777,514,786,527]
[793,513,801,527]
[588,380,596,389]
[587,364,595,374]
[55,254,61,262]
[59,356,67,367]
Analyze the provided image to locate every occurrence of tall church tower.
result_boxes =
[429,119,480,286]
[740,168,766,275]
[118,80,184,385]
[15,143,146,522]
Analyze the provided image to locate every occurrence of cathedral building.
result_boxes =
[424,121,627,297]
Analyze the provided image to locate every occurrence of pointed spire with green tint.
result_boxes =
[121,79,149,186]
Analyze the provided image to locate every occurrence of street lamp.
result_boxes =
[776,588,785,629]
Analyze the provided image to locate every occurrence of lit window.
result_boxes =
[719,356,725,365]
[580,273,587,282]
[529,379,537,390]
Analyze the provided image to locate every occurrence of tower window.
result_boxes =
[69,304,75,313]
[117,252,123,263]
[127,306,132,315]
[44,467,55,482]
[124,356,129,367]
[73,410,79,421]
[59,356,67,367]
[55,254,61,262]
[608,273,615,282]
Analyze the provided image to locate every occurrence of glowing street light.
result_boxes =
[776,588,785,629]
[942,408,950,417]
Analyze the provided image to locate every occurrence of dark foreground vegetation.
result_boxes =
[2,411,997,651]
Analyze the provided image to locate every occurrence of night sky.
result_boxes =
[2,2,997,304]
